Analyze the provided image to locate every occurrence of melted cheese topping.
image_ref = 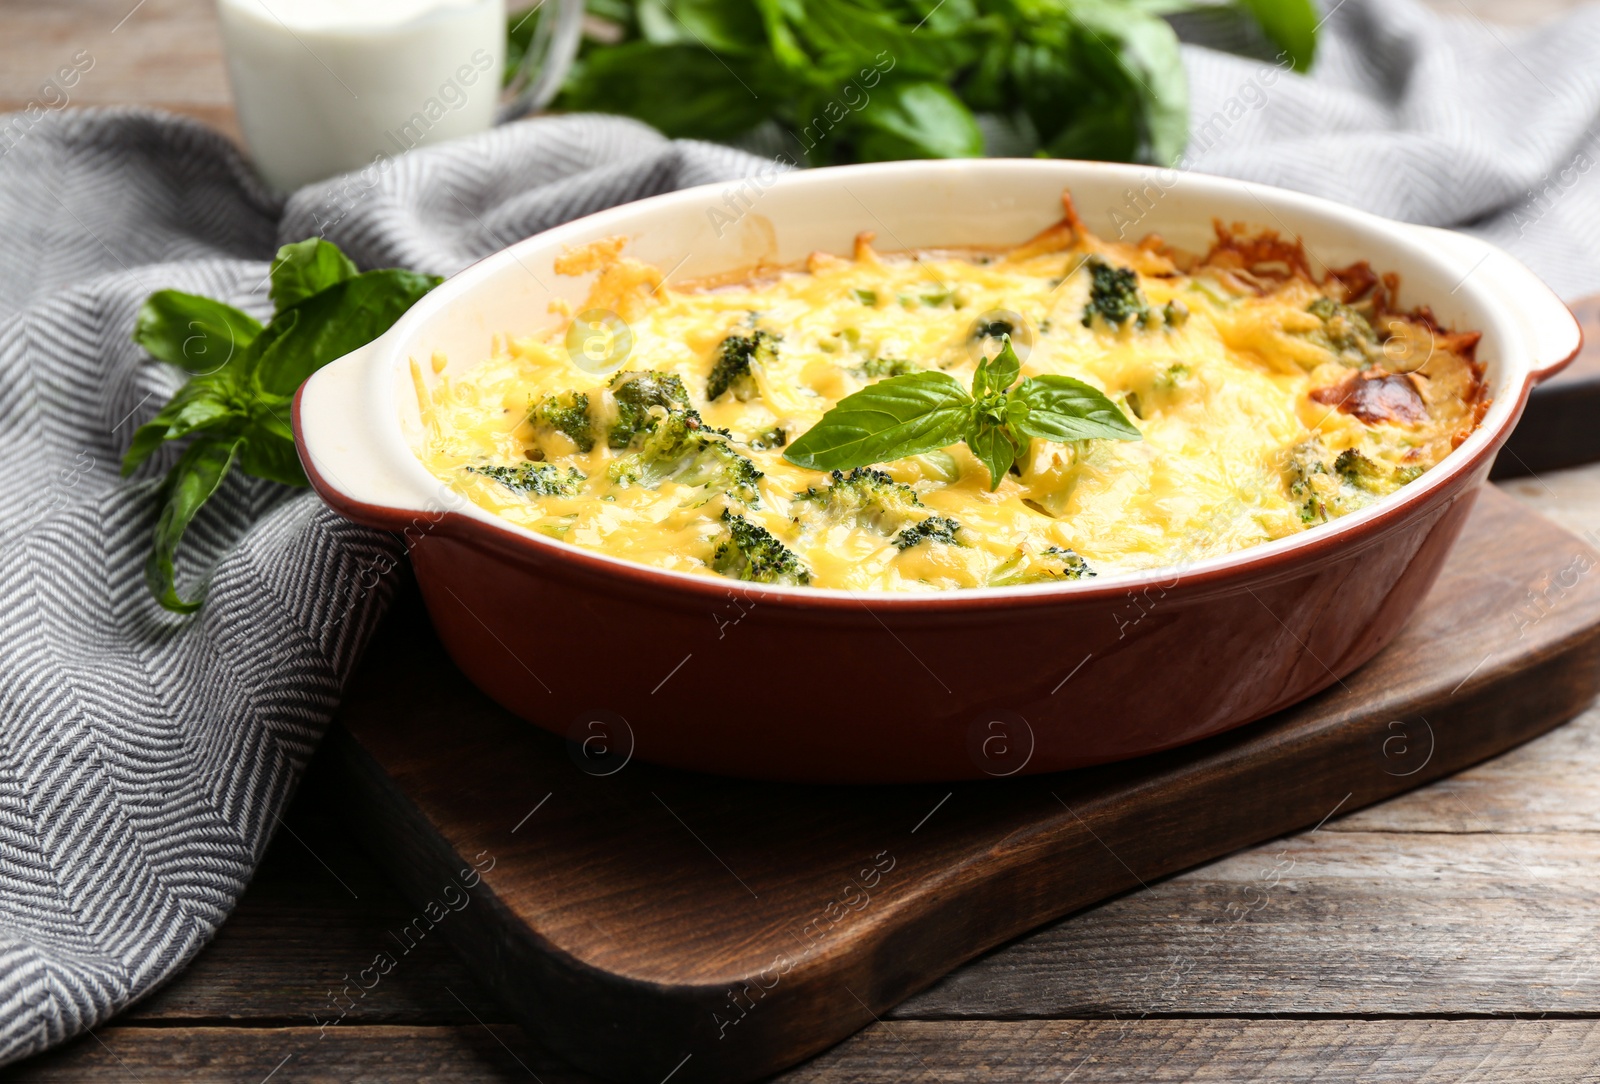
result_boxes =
[415,203,1485,592]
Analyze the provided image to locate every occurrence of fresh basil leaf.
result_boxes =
[243,309,302,395]
[129,238,441,615]
[133,291,262,374]
[992,339,1023,390]
[560,43,774,140]
[1075,6,1190,165]
[248,391,296,443]
[972,356,993,398]
[270,238,360,312]
[973,336,1022,397]
[124,424,177,476]
[1005,394,1031,433]
[966,420,1017,491]
[1121,0,1208,13]
[784,0,980,80]
[1016,36,1140,163]
[249,269,441,397]
[239,432,308,487]
[898,0,984,38]
[1237,0,1318,71]
[747,0,813,73]
[239,393,307,487]
[1038,96,1144,162]
[785,371,973,471]
[847,79,984,162]
[635,0,768,53]
[1012,375,1143,443]
[532,0,1315,170]
[146,436,244,613]
[121,376,244,475]
[959,23,1012,113]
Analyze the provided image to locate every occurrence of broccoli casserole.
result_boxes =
[414,192,1488,592]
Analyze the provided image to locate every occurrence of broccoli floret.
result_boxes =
[1036,546,1093,578]
[850,288,878,306]
[711,509,811,585]
[1284,439,1394,524]
[860,357,922,379]
[792,467,928,536]
[607,370,692,449]
[603,369,759,501]
[745,426,787,450]
[608,410,762,504]
[899,285,965,309]
[1394,464,1426,485]
[1334,449,1388,492]
[989,545,1096,586]
[466,462,586,497]
[793,468,964,550]
[1082,257,1149,329]
[971,313,1020,341]
[1282,438,1332,524]
[707,331,778,401]
[1307,297,1383,368]
[529,389,594,452]
[681,442,762,503]
[894,515,964,551]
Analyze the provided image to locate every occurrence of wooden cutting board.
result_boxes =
[321,486,1600,1084]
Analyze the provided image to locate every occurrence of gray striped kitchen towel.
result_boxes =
[0,0,1599,1065]
[0,107,768,1062]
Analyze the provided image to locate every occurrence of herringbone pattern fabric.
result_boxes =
[1183,0,1600,299]
[0,109,770,1064]
[0,0,1597,1065]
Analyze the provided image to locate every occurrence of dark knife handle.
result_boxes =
[1492,295,1600,479]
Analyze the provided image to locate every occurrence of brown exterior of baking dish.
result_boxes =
[292,160,1582,783]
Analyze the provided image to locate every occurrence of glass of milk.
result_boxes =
[217,0,584,192]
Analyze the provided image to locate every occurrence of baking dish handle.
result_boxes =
[1403,224,1582,385]
[293,335,463,532]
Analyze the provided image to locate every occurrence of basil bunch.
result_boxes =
[124,239,441,613]
[546,0,1317,166]
[785,338,1140,487]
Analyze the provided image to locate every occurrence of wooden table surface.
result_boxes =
[8,0,1600,1079]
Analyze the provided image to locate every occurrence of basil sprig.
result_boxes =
[784,338,1140,488]
[124,238,442,613]
[546,0,1319,168]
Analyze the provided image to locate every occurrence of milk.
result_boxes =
[217,0,506,192]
